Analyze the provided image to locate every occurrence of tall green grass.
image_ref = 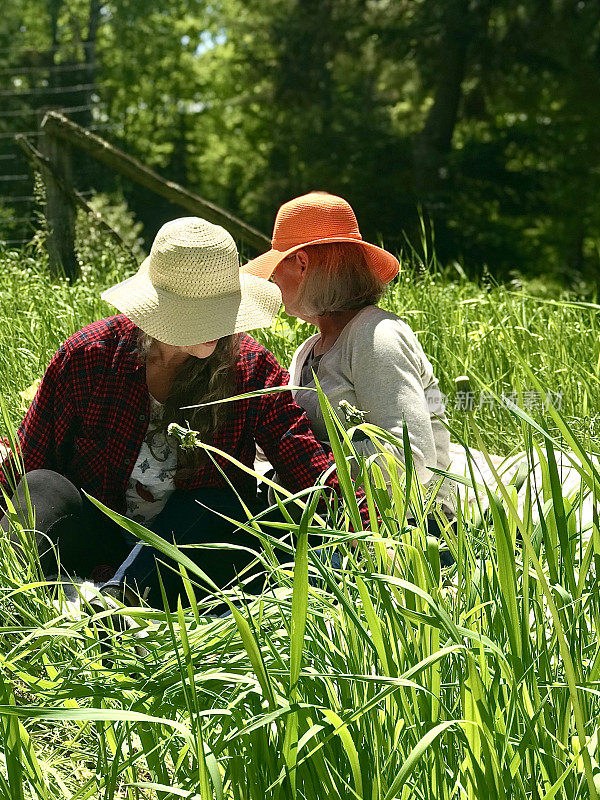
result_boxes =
[0,241,600,799]
[0,241,598,453]
[1,387,600,799]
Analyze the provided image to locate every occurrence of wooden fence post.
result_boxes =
[38,113,79,281]
[16,135,131,255]
[41,112,271,254]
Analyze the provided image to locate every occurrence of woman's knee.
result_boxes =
[20,469,80,501]
[2,470,82,532]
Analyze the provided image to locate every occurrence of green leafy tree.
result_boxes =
[3,0,600,281]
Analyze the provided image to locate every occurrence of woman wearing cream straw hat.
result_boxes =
[243,192,452,523]
[0,216,368,609]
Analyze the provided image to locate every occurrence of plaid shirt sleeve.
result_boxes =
[0,344,76,492]
[254,349,371,528]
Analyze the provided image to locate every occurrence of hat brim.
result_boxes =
[241,236,400,283]
[101,260,282,346]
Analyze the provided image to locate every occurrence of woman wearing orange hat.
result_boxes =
[242,192,451,512]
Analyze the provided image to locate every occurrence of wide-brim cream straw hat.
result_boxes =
[101,217,282,346]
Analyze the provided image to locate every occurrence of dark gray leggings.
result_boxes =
[1,470,270,608]
[1,469,131,576]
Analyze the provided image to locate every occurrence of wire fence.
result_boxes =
[0,62,95,78]
[0,41,108,248]
[1,39,212,259]
[0,41,96,55]
[0,83,96,99]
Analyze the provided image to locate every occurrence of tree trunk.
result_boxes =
[413,0,472,201]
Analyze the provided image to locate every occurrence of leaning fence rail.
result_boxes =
[14,111,270,279]
[32,111,270,278]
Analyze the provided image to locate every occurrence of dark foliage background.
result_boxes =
[1,0,599,286]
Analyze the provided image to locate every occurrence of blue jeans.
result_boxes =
[104,488,271,610]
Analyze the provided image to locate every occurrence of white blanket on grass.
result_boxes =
[446,441,595,530]
[256,440,596,531]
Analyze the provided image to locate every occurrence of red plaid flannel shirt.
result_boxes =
[1,315,369,525]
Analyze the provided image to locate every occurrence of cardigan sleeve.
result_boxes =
[253,350,371,527]
[254,353,334,493]
[348,316,437,487]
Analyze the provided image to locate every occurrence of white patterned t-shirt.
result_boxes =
[125,396,177,524]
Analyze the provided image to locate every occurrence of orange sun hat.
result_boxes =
[241,192,400,283]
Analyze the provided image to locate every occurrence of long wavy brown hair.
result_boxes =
[137,330,240,473]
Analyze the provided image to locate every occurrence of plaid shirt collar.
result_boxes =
[110,324,144,375]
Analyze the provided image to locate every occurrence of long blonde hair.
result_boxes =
[294,242,385,317]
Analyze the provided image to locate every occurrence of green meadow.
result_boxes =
[1,236,600,800]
